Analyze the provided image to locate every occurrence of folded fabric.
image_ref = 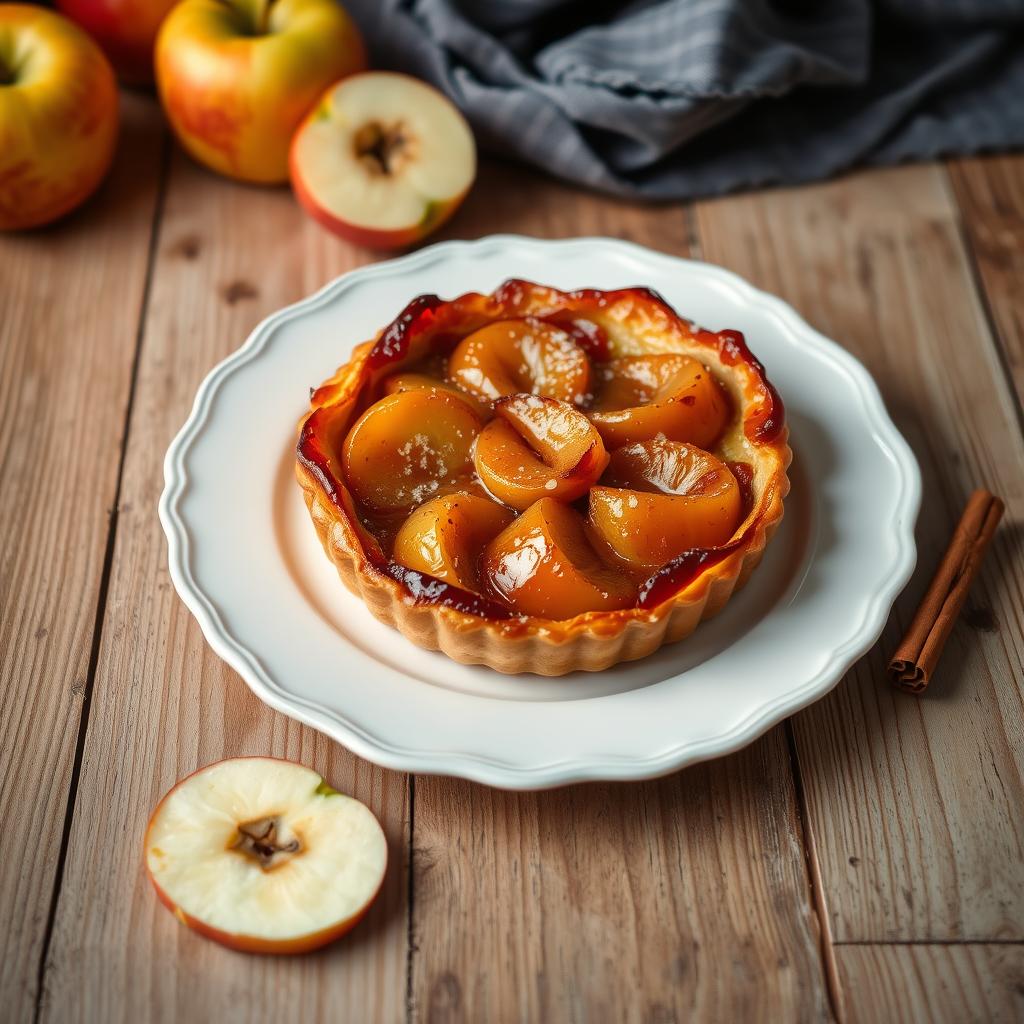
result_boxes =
[344,0,1024,199]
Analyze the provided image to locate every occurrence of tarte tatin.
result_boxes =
[296,280,790,676]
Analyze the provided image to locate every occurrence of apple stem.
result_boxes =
[235,0,275,35]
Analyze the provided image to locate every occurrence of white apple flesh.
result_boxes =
[290,71,476,249]
[145,757,387,953]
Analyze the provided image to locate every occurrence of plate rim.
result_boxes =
[159,234,921,789]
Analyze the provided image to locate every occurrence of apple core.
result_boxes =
[232,816,301,870]
[355,120,415,176]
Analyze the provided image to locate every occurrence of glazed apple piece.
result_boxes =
[393,493,515,593]
[483,498,636,618]
[589,439,742,570]
[448,318,591,404]
[381,371,490,419]
[589,354,729,449]
[591,353,693,411]
[342,389,481,512]
[473,394,609,511]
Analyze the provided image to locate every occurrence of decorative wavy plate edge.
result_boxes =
[159,235,921,789]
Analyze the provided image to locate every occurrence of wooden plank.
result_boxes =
[0,94,165,1024]
[412,165,833,1022]
[412,739,833,1022]
[37,149,408,1023]
[837,944,1024,1024]
[948,155,1024,418]
[695,165,1024,942]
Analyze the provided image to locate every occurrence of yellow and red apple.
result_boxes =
[155,0,366,183]
[0,5,119,231]
[145,757,388,953]
[57,0,179,84]
[290,71,476,248]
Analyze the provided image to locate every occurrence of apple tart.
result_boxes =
[296,280,790,676]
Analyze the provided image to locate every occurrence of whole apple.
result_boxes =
[156,0,366,184]
[57,0,180,84]
[0,5,119,231]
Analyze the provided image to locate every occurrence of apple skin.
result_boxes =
[56,0,179,84]
[147,877,380,955]
[0,6,119,231]
[290,153,467,250]
[155,0,366,184]
[143,756,388,954]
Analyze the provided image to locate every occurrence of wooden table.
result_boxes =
[3,93,1023,1024]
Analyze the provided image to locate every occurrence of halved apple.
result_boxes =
[589,355,729,449]
[382,371,490,419]
[290,71,476,249]
[448,318,591,405]
[393,492,514,593]
[342,389,481,512]
[589,440,742,569]
[482,498,636,618]
[144,757,387,954]
[474,394,608,511]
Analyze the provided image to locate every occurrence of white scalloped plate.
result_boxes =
[160,235,920,789]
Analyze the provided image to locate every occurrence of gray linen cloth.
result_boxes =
[344,0,1024,199]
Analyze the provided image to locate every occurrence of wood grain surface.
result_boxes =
[36,151,408,1023]
[412,738,832,1023]
[695,164,1024,944]
[837,944,1024,1024]
[0,95,165,1024]
[1,95,1022,1023]
[950,155,1024,417]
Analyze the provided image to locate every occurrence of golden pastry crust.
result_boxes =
[296,280,791,676]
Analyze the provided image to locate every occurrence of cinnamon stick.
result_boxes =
[888,489,1004,693]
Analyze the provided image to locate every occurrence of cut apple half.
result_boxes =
[474,394,608,511]
[144,757,387,954]
[290,71,476,249]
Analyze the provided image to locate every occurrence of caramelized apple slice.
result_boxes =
[342,390,481,512]
[591,354,693,411]
[393,493,515,594]
[473,394,609,511]
[448,318,591,404]
[382,371,491,419]
[590,440,742,569]
[483,498,636,618]
[589,356,729,449]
